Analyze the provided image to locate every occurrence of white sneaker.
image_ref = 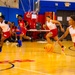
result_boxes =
[6,40,10,45]
[15,38,18,42]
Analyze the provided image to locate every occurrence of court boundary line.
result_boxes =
[0,59,34,71]
[0,59,34,64]
[53,51,75,57]
[68,46,75,51]
[15,67,51,75]
[0,62,14,71]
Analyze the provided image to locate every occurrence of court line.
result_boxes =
[0,62,14,71]
[15,67,51,75]
[53,51,75,57]
[0,59,35,64]
[0,59,34,71]
[68,46,75,51]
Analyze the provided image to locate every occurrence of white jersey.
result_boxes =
[0,20,10,32]
[69,26,75,42]
[46,20,57,30]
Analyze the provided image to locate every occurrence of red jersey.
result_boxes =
[18,20,27,35]
[18,20,25,28]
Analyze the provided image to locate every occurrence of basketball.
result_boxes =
[44,44,54,52]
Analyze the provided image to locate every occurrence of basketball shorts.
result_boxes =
[21,27,27,35]
[50,28,58,38]
[3,31,11,38]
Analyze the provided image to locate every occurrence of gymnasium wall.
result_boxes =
[0,0,75,26]
[37,1,75,24]
[0,0,19,8]
[40,1,75,14]
[19,0,75,14]
[0,6,24,26]
[19,0,75,24]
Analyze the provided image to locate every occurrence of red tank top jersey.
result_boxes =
[18,20,25,28]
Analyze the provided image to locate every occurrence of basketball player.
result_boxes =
[59,15,75,47]
[0,15,11,52]
[43,16,65,51]
[17,15,32,47]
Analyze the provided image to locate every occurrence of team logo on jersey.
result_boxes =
[20,23,23,26]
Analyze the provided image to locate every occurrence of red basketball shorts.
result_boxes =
[21,27,27,35]
[3,31,11,38]
[50,28,58,38]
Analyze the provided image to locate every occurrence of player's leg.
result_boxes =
[0,27,2,52]
[23,35,31,40]
[17,33,32,47]
[74,43,75,47]
[10,32,16,42]
[17,33,23,47]
[14,32,18,41]
[0,42,2,52]
[21,29,32,41]
[16,27,23,47]
[46,32,52,43]
[54,36,65,51]
[0,36,6,52]
[0,31,11,52]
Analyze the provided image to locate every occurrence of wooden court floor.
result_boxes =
[0,40,75,75]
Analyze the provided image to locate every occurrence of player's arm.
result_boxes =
[52,20,64,32]
[59,27,69,41]
[5,21,12,33]
[0,27,3,35]
[43,21,48,30]
[43,24,46,30]
[23,20,27,28]
[5,21,12,28]
[24,20,28,27]
[8,21,12,29]
[17,21,20,27]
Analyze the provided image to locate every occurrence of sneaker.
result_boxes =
[17,40,22,47]
[6,40,10,45]
[16,43,22,47]
[30,37,33,42]
[15,38,18,42]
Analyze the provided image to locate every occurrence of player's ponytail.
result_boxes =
[70,15,75,21]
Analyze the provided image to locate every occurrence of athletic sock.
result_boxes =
[61,46,65,51]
